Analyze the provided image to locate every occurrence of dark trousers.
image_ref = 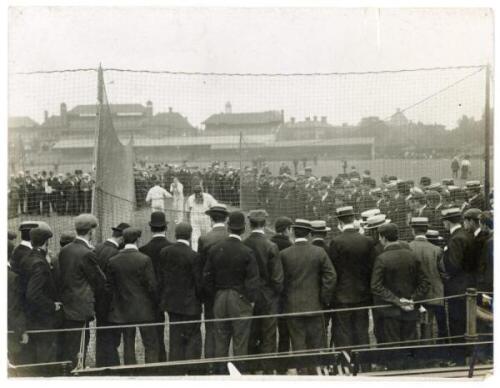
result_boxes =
[203,301,216,359]
[8,333,30,365]
[248,296,278,356]
[27,332,58,364]
[155,311,167,362]
[331,303,369,348]
[422,304,448,342]
[168,312,202,361]
[61,320,90,368]
[42,193,51,215]
[110,324,159,364]
[213,289,253,358]
[382,317,418,369]
[95,319,119,367]
[447,297,467,363]
[287,315,326,374]
[372,308,385,345]
[277,315,291,373]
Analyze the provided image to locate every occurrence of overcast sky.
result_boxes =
[8,7,494,129]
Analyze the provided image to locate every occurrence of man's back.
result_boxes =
[139,236,172,281]
[270,234,292,252]
[408,238,443,302]
[280,242,336,313]
[443,227,474,294]
[10,244,31,275]
[94,240,120,273]
[329,229,375,304]
[107,249,157,323]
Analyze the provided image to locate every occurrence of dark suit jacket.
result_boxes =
[107,248,158,323]
[10,243,31,275]
[58,239,106,321]
[94,240,120,273]
[279,241,337,313]
[270,234,292,252]
[198,226,228,301]
[329,229,375,305]
[23,249,60,329]
[8,267,27,336]
[243,232,284,300]
[311,238,329,255]
[159,242,202,316]
[477,232,493,293]
[203,236,260,303]
[371,242,430,320]
[442,226,474,295]
[139,235,172,282]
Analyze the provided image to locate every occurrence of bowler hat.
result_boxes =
[112,222,131,233]
[228,211,246,231]
[274,216,293,233]
[74,214,98,231]
[205,203,229,217]
[248,209,269,222]
[310,220,331,233]
[149,211,167,228]
[463,208,482,220]
[122,227,142,243]
[364,214,391,230]
[441,207,462,220]
[292,219,312,230]
[30,227,53,247]
[409,217,429,227]
[335,206,355,218]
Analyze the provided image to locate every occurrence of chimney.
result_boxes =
[44,110,48,123]
[168,107,173,113]
[225,101,232,114]
[313,116,317,121]
[60,103,67,126]
[146,100,153,117]
[321,116,327,123]
[290,117,295,124]
[280,109,284,123]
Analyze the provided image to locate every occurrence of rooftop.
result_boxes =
[203,111,283,126]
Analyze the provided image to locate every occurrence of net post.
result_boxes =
[484,64,491,210]
[239,131,243,209]
[465,288,478,342]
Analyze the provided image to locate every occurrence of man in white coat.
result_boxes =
[185,185,217,251]
[146,177,172,212]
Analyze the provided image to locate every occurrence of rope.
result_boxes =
[13,293,467,335]
[74,323,87,371]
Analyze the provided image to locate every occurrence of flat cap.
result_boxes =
[122,227,142,243]
[292,219,312,230]
[60,232,76,246]
[274,216,293,233]
[441,207,462,220]
[409,217,429,227]
[378,222,399,236]
[205,203,229,217]
[364,214,390,230]
[74,214,98,230]
[30,227,53,247]
[175,222,193,239]
[310,220,331,232]
[463,208,482,220]
[248,209,269,222]
[112,222,131,233]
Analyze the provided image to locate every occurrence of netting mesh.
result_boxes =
[8,65,491,250]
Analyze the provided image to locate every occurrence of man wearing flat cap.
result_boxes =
[197,203,229,362]
[139,211,172,362]
[243,209,283,370]
[58,214,106,368]
[107,227,159,364]
[22,227,62,364]
[371,223,429,367]
[203,211,260,372]
[440,207,474,363]
[159,222,202,361]
[408,217,446,343]
[93,221,130,367]
[329,206,375,350]
[279,219,336,374]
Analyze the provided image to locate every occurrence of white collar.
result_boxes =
[312,237,324,242]
[295,238,308,243]
[76,236,93,249]
[342,224,356,231]
[414,235,427,240]
[212,223,226,229]
[229,234,242,241]
[474,228,482,237]
[450,224,462,235]
[177,239,190,246]
[152,233,166,238]
[251,229,265,235]
[106,238,119,248]
[20,240,32,249]
[124,244,138,250]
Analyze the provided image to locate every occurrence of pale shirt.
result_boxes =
[146,185,172,210]
[124,244,138,250]
[177,239,190,246]
[106,238,119,248]
[20,240,33,249]
[212,223,226,229]
[251,229,265,235]
[295,238,308,243]
[450,225,462,235]
[229,234,242,241]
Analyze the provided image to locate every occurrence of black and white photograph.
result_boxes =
[3,2,495,380]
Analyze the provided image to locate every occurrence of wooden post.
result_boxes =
[465,288,478,342]
[484,65,491,209]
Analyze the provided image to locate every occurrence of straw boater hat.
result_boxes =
[409,217,429,227]
[291,219,313,230]
[363,214,391,230]
[361,208,381,222]
[310,220,331,233]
